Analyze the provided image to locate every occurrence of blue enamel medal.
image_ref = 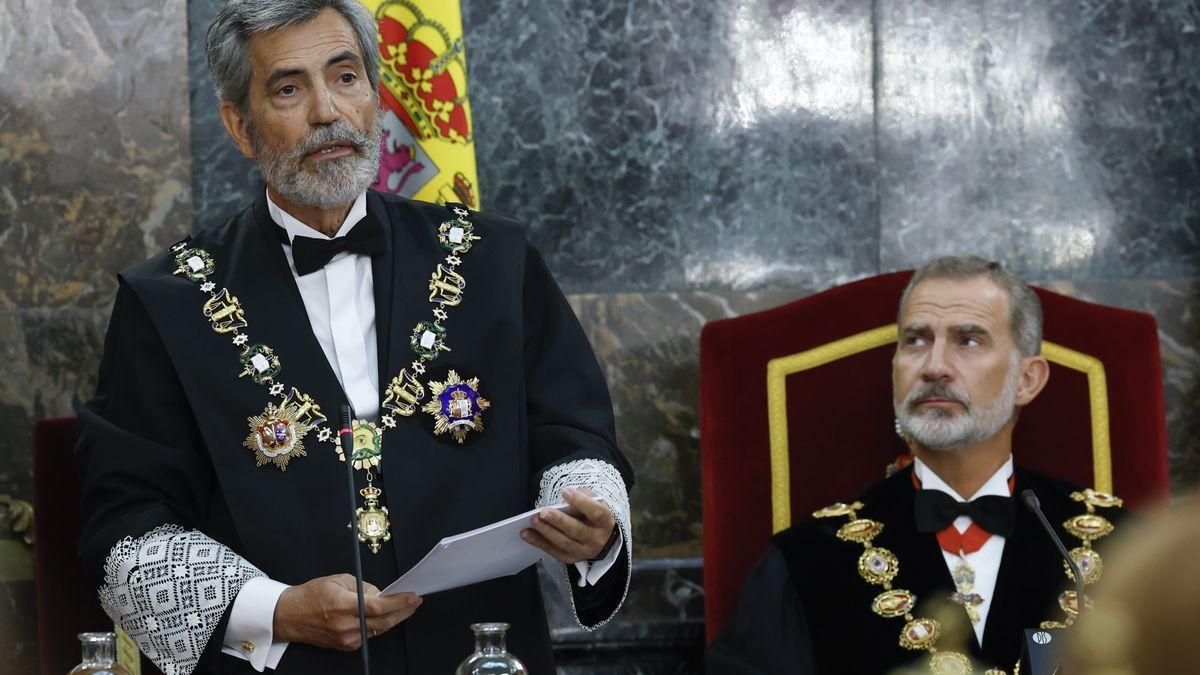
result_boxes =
[422,370,491,444]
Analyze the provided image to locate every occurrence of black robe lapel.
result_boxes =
[368,193,394,385]
[979,469,1070,666]
[239,193,351,416]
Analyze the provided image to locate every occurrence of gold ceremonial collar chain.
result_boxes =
[812,487,1121,674]
[170,202,485,553]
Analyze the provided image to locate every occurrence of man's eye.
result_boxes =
[339,73,356,84]
[906,336,926,346]
[278,84,297,96]
[960,337,979,346]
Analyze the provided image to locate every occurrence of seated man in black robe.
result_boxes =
[707,256,1124,675]
[75,2,633,673]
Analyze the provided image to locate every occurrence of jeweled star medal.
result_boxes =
[422,370,491,444]
[244,401,310,470]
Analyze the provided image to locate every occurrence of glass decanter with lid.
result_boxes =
[68,632,131,675]
[454,622,528,675]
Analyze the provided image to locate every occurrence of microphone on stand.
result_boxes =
[1019,488,1083,675]
[1021,489,1085,606]
[339,406,371,675]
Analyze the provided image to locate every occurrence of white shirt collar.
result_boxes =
[913,455,1013,502]
[265,189,368,244]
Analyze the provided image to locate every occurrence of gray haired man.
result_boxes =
[76,2,634,673]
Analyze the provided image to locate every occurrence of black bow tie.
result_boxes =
[283,214,386,275]
[913,490,1015,537]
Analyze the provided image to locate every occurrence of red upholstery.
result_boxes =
[32,417,163,675]
[699,271,1170,642]
[33,417,109,675]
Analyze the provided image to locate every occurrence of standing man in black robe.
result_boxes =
[707,256,1124,674]
[75,2,633,673]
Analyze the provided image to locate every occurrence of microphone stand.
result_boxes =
[339,406,371,675]
[1021,489,1085,607]
[1019,489,1083,675]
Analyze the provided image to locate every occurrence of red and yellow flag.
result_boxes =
[361,0,479,208]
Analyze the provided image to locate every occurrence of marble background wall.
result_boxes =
[2,0,1198,673]
[0,0,193,671]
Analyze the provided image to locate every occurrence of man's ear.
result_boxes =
[1015,355,1050,406]
[219,101,255,159]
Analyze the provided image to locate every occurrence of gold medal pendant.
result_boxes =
[244,401,310,470]
[355,485,391,554]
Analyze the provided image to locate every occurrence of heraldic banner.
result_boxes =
[361,0,480,209]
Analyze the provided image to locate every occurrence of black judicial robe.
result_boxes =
[707,466,1122,674]
[75,190,634,674]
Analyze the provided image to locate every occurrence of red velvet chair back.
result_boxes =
[699,271,1170,641]
[33,417,110,675]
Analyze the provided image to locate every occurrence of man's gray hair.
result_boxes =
[898,256,1044,357]
[205,0,380,113]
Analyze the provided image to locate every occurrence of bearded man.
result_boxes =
[706,257,1124,674]
[75,2,633,674]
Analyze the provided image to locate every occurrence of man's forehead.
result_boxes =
[247,8,362,79]
[900,277,1010,330]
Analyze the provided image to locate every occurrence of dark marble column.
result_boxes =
[0,0,193,671]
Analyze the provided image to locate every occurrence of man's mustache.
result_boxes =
[289,121,371,160]
[904,382,970,411]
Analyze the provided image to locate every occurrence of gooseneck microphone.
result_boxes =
[1021,489,1085,611]
[339,406,371,675]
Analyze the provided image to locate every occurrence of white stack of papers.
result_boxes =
[380,501,584,597]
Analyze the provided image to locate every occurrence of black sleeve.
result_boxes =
[74,279,230,670]
[706,545,818,675]
[521,242,634,626]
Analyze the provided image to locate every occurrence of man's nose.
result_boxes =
[920,342,954,382]
[308,84,342,125]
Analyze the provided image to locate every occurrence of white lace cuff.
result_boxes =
[536,458,632,630]
[98,524,265,675]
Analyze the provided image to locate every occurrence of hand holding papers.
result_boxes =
[380,502,584,597]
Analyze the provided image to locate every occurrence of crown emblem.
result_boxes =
[376,1,472,145]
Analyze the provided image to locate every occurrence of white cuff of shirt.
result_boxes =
[572,531,624,588]
[222,576,290,671]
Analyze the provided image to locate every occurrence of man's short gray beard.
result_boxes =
[249,114,382,210]
[895,356,1020,452]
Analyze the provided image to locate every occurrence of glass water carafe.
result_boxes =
[69,632,131,675]
[455,622,528,675]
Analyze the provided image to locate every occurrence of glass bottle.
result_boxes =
[454,622,528,675]
[68,632,131,675]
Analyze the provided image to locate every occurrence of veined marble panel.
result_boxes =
[877,0,1200,279]
[188,0,266,230]
[453,0,879,293]
[0,310,108,501]
[1040,279,1200,494]
[0,0,192,309]
[0,580,37,675]
[567,289,807,557]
